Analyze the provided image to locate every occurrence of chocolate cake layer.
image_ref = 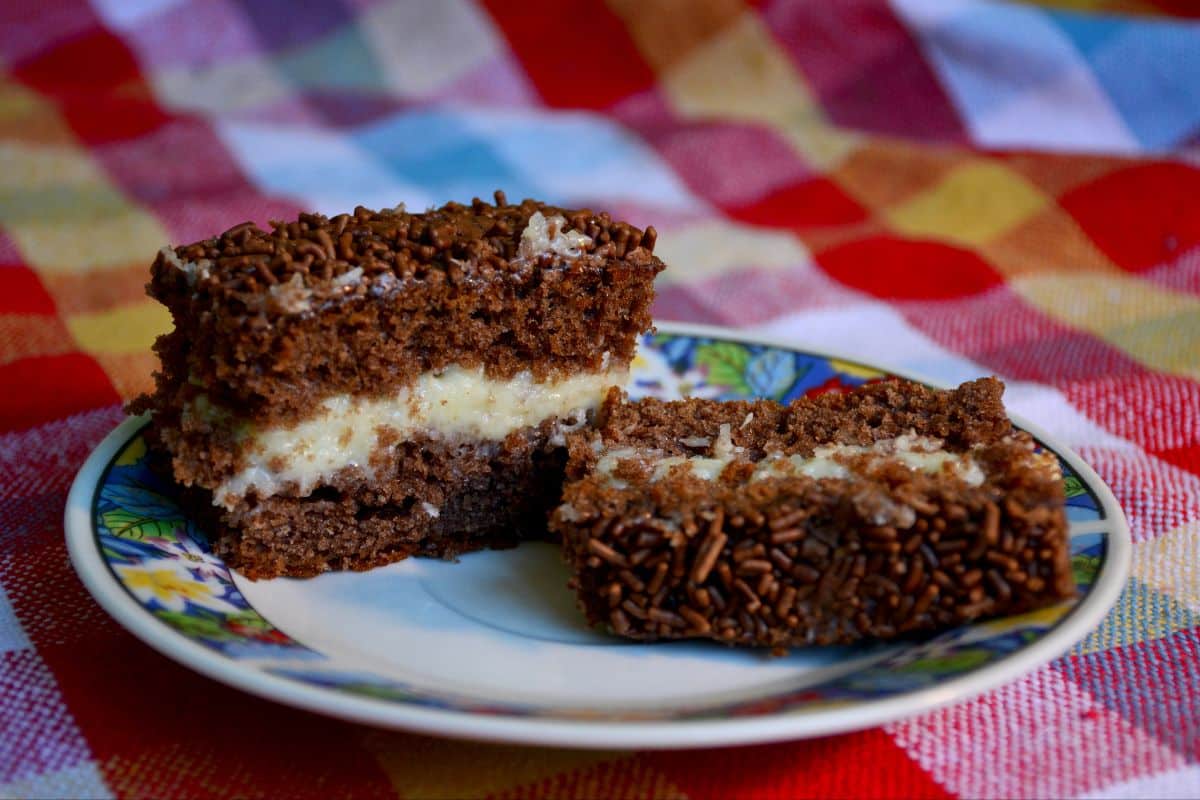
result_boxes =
[551,379,1074,649]
[166,422,567,579]
[136,192,662,426]
[564,377,1012,472]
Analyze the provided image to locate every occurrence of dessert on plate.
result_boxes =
[133,190,1075,654]
[551,378,1075,648]
[133,192,663,578]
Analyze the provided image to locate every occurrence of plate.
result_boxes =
[65,322,1130,749]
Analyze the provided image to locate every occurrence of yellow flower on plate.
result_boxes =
[976,602,1069,636]
[828,359,885,380]
[115,560,239,614]
[115,436,147,466]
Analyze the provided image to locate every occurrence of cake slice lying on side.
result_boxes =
[551,378,1074,648]
[133,193,663,578]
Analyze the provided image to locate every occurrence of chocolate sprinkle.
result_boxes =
[134,194,664,429]
[551,378,1075,650]
[156,196,658,307]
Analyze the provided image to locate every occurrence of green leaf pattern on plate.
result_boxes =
[101,509,183,541]
[1064,475,1086,498]
[1073,553,1102,587]
[694,341,753,394]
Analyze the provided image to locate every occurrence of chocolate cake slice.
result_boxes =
[133,192,663,578]
[551,378,1074,648]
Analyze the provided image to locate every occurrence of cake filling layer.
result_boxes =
[595,428,986,489]
[201,365,627,507]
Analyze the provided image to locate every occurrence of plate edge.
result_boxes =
[62,325,1133,748]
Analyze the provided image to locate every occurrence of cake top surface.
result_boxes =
[152,191,661,314]
[580,377,1013,462]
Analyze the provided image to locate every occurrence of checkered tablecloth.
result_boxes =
[2,1,1198,797]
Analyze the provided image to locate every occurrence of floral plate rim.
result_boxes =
[65,321,1131,749]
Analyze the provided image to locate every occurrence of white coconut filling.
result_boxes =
[202,365,626,508]
[517,211,592,260]
[161,246,212,287]
[595,430,986,489]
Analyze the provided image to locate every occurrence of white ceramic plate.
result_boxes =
[65,322,1130,749]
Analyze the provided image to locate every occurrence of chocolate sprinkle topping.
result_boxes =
[154,195,658,312]
[552,378,1075,650]
[134,194,664,427]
